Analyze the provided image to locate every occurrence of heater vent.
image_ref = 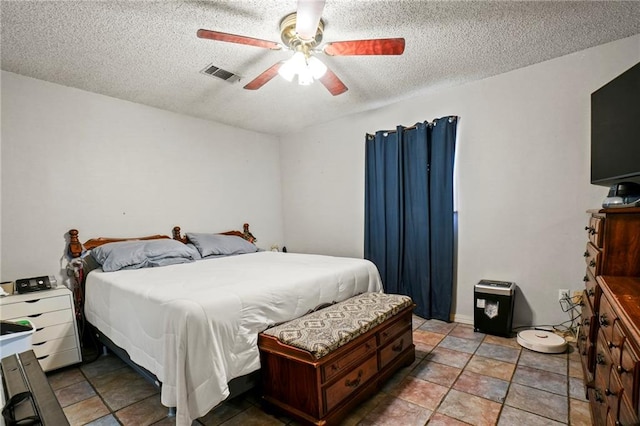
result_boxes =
[200,64,241,83]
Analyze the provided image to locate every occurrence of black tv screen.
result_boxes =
[591,62,640,187]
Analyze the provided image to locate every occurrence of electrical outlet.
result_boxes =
[559,289,570,301]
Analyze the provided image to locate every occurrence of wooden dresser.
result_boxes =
[578,208,640,425]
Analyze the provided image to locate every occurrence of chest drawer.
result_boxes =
[32,334,78,359]
[322,336,376,383]
[584,242,601,277]
[378,315,412,346]
[619,393,640,426]
[596,336,614,387]
[32,321,76,345]
[380,328,412,370]
[323,355,377,413]
[0,295,71,319]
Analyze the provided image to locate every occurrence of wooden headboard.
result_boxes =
[172,223,256,244]
[67,223,256,258]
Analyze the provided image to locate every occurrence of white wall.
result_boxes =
[1,72,283,286]
[280,35,640,327]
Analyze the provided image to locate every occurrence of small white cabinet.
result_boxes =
[1,287,81,371]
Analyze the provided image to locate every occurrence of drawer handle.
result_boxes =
[32,341,46,346]
[596,353,605,365]
[616,365,627,374]
[583,318,590,327]
[599,314,608,327]
[579,335,587,342]
[594,389,604,403]
[604,388,618,397]
[381,332,389,339]
[583,251,589,258]
[588,288,595,297]
[392,339,404,353]
[589,260,596,267]
[330,364,339,371]
[345,370,363,388]
[25,299,41,304]
[28,313,42,318]
[607,341,618,349]
[583,275,589,282]
[365,343,372,351]
[36,354,49,360]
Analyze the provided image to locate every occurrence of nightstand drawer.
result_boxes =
[32,334,78,359]
[8,308,74,329]
[37,348,81,372]
[32,321,76,344]
[0,295,71,319]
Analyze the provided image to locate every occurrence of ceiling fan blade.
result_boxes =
[295,0,326,40]
[318,67,348,96]
[243,62,282,90]
[197,29,281,50]
[323,38,405,56]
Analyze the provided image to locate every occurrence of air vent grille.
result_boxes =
[200,64,241,83]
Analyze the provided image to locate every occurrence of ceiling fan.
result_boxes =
[197,0,405,96]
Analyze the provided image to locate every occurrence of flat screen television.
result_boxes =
[591,62,640,189]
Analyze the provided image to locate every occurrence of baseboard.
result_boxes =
[452,313,473,325]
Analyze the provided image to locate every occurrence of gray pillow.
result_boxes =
[186,233,258,257]
[91,239,198,272]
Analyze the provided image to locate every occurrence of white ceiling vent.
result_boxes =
[200,64,241,83]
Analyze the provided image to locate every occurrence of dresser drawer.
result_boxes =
[32,334,78,359]
[607,367,624,422]
[37,348,82,372]
[324,355,377,413]
[583,270,599,310]
[32,321,76,345]
[587,216,605,248]
[380,329,412,370]
[0,295,71,319]
[595,336,614,387]
[581,292,596,343]
[619,393,640,426]
[599,294,619,344]
[378,315,412,346]
[322,336,376,383]
[584,242,601,277]
[619,340,640,409]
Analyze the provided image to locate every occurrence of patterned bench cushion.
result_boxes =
[263,292,413,359]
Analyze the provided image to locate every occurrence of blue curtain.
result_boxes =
[364,117,457,321]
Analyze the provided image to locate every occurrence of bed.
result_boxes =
[67,225,383,426]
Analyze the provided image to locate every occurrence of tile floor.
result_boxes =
[46,317,592,425]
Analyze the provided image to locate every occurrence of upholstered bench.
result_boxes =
[258,292,415,426]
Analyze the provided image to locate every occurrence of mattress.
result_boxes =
[84,251,383,425]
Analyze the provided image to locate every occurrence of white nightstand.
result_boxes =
[0,287,81,371]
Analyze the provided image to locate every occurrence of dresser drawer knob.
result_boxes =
[588,288,595,297]
[583,318,590,327]
[345,370,363,388]
[599,315,608,327]
[584,251,589,258]
[608,341,618,349]
[616,365,627,374]
[392,339,404,353]
[589,260,597,267]
[604,388,617,397]
[594,389,604,403]
[583,275,589,282]
[596,353,606,365]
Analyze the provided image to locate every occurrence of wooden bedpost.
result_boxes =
[68,229,83,258]
[243,223,256,243]
[172,226,187,243]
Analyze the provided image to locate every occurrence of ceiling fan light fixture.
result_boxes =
[277,51,327,86]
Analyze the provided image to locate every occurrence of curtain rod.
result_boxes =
[366,115,458,138]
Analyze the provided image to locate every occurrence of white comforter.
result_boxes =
[84,251,383,425]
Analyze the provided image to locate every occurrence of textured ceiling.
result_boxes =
[1,1,639,136]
